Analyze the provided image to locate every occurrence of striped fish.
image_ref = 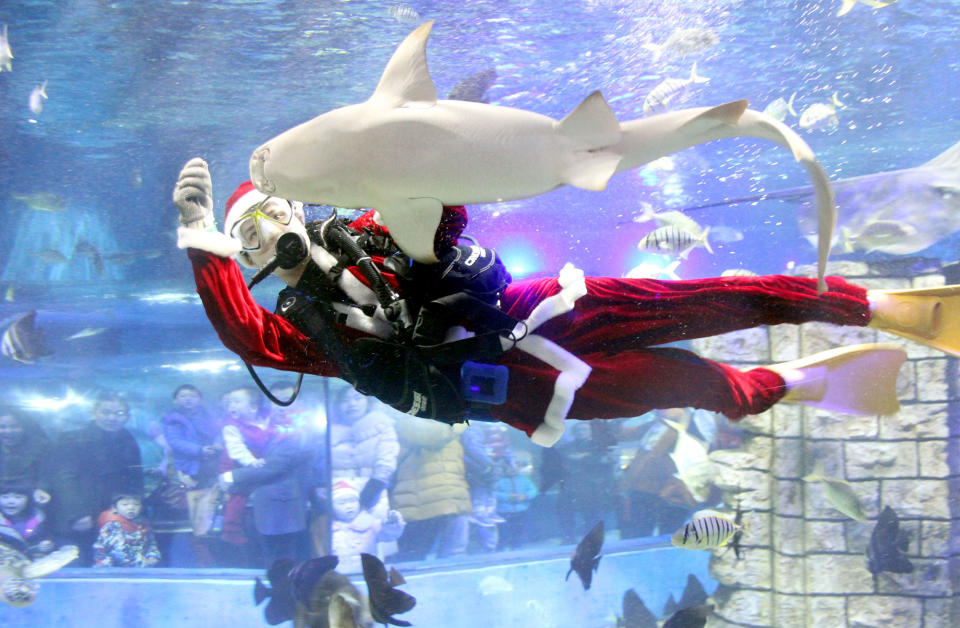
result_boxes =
[638,225,712,258]
[643,62,710,115]
[671,511,742,550]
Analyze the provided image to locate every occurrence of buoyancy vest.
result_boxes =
[277,218,517,424]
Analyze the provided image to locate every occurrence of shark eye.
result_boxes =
[936,186,958,200]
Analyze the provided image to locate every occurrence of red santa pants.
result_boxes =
[490,274,871,436]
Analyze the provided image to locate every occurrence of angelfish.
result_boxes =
[250,21,837,291]
[566,520,604,590]
[360,553,415,627]
[0,24,11,72]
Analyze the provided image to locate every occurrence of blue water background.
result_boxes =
[0,0,956,624]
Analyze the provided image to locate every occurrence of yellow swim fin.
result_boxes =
[764,343,906,416]
[868,285,960,358]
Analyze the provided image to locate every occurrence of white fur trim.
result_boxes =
[499,262,592,447]
[177,226,242,258]
[223,188,269,235]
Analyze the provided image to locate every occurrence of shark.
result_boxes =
[683,140,960,256]
[250,21,836,290]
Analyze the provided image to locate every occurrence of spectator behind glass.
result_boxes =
[93,494,160,567]
[162,385,222,488]
[219,386,312,567]
[330,479,405,574]
[461,424,506,554]
[552,421,618,545]
[46,392,144,566]
[0,482,55,558]
[0,409,52,505]
[616,408,709,539]
[329,388,399,525]
[391,420,472,562]
[493,451,539,550]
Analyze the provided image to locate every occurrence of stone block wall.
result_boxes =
[689,262,960,627]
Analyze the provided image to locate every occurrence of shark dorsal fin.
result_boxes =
[920,140,960,170]
[370,21,438,108]
[557,91,621,148]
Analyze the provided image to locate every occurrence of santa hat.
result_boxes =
[176,181,266,259]
[222,181,270,237]
[332,480,359,498]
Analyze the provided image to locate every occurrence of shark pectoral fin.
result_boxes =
[377,198,443,263]
[564,150,622,191]
[558,91,622,148]
[370,21,439,108]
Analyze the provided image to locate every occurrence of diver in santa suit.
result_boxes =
[174,157,960,447]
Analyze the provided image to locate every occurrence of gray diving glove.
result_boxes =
[173,157,215,230]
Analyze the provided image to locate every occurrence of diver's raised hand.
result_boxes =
[174,157,214,230]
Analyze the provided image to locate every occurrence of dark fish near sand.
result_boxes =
[866,506,914,578]
[663,604,713,628]
[73,239,104,275]
[254,558,299,625]
[677,574,708,609]
[1,311,51,364]
[360,553,415,627]
[566,520,603,590]
[448,69,497,104]
[617,589,657,628]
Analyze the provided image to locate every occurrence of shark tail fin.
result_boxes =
[802,460,826,483]
[371,21,439,108]
[837,0,858,16]
[690,62,710,84]
[558,91,623,191]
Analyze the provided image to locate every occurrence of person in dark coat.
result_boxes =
[46,392,143,566]
[219,425,313,567]
[0,409,51,497]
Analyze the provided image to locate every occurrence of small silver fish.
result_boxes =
[799,93,844,131]
[625,259,681,280]
[31,249,68,265]
[642,28,718,62]
[671,511,742,550]
[802,462,867,522]
[12,192,65,212]
[66,327,108,341]
[0,24,11,72]
[720,268,759,277]
[638,226,712,258]
[841,220,918,253]
[388,4,421,22]
[29,80,48,115]
[837,0,902,17]
[762,92,797,122]
[653,210,703,236]
[643,63,709,115]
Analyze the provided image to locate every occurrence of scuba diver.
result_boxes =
[174,157,960,447]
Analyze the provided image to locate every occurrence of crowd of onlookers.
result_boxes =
[0,381,743,572]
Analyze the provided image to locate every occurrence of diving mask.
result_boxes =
[230,197,294,252]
